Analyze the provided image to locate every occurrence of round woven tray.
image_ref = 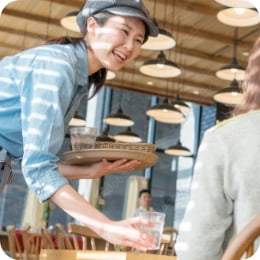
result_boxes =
[95,142,156,153]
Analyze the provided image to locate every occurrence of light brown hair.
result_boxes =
[233,37,260,116]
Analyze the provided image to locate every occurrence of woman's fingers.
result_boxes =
[101,158,141,172]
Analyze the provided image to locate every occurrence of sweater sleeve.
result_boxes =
[175,129,234,260]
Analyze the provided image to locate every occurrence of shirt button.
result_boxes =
[36,190,41,195]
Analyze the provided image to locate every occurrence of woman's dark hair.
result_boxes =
[233,37,260,116]
[47,36,106,98]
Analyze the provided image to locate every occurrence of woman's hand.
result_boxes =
[58,158,141,180]
[100,217,156,251]
[52,185,156,251]
[86,158,141,177]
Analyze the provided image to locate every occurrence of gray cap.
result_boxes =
[76,0,158,37]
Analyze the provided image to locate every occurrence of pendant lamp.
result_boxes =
[69,113,86,126]
[142,27,176,50]
[140,51,182,78]
[217,7,260,27]
[142,0,176,51]
[60,11,80,33]
[146,98,183,120]
[154,114,186,124]
[164,140,192,157]
[214,0,255,8]
[103,107,134,127]
[0,0,17,15]
[106,70,116,80]
[113,127,142,143]
[96,126,115,142]
[172,95,191,114]
[216,29,245,81]
[213,79,244,105]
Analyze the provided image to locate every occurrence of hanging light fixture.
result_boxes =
[96,126,115,142]
[164,140,192,157]
[214,0,255,8]
[69,113,86,126]
[216,6,260,27]
[142,0,176,50]
[172,95,191,114]
[103,107,134,127]
[140,51,181,78]
[60,11,80,33]
[216,28,245,81]
[154,114,186,124]
[106,70,116,80]
[0,0,18,15]
[142,27,176,50]
[113,127,142,143]
[214,79,244,105]
[146,97,184,121]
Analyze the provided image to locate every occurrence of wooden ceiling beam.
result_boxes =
[160,23,254,50]
[40,0,84,8]
[0,28,236,69]
[110,68,221,91]
[3,9,59,24]
[0,25,45,41]
[105,83,212,105]
[3,6,253,50]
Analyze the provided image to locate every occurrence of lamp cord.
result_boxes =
[233,28,238,58]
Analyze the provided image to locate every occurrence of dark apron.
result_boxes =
[0,149,12,192]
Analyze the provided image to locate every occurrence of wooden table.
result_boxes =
[40,249,177,260]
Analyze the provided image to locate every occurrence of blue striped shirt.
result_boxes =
[0,41,89,202]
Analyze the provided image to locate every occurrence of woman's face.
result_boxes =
[87,15,146,72]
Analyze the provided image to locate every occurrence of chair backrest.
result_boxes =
[21,223,41,260]
[221,215,260,260]
[160,227,179,256]
[40,226,55,250]
[158,233,173,255]
[55,223,74,250]
[6,225,24,260]
[67,222,118,251]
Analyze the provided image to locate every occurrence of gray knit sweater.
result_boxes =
[176,110,260,260]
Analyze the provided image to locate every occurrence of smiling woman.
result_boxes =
[0,0,160,252]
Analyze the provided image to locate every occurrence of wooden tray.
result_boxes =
[61,149,158,170]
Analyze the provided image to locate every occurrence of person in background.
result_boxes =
[132,189,154,217]
[0,0,159,251]
[175,37,260,260]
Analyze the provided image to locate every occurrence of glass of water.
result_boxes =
[70,126,97,150]
[136,211,166,250]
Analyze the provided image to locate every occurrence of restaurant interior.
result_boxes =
[0,0,259,259]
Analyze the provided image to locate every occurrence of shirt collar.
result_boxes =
[75,41,89,87]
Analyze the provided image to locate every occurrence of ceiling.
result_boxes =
[0,0,259,105]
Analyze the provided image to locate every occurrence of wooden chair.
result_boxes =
[40,226,55,250]
[157,233,173,255]
[21,224,42,260]
[221,215,260,260]
[159,227,179,256]
[67,222,119,251]
[7,225,24,260]
[55,223,74,250]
